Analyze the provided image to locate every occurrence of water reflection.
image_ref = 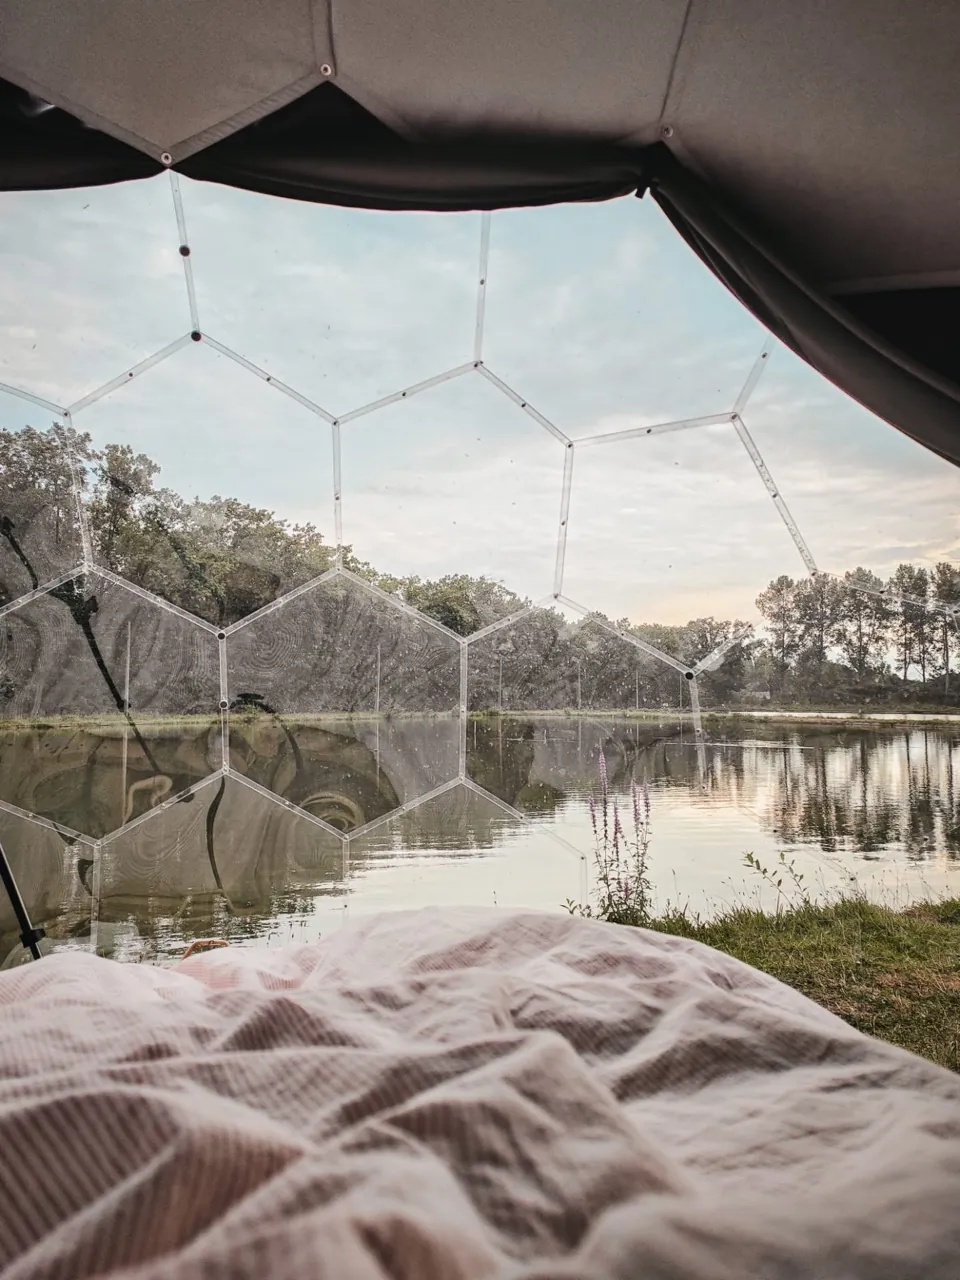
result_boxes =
[1,715,959,965]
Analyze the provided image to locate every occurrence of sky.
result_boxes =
[1,172,958,628]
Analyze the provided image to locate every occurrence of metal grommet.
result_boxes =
[160,152,173,166]
[190,330,202,342]
[179,244,191,257]
[219,699,229,710]
[217,631,226,641]
[684,670,694,681]
[320,63,333,76]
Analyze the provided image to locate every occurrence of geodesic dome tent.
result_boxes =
[1,1,959,960]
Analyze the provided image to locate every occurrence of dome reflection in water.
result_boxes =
[2,715,959,966]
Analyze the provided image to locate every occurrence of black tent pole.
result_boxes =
[0,835,45,961]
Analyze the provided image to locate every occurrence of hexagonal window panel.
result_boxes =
[0,388,86,606]
[339,369,568,632]
[465,612,696,851]
[0,808,94,969]
[227,573,461,814]
[346,782,582,916]
[561,419,810,640]
[0,572,220,836]
[69,340,336,626]
[180,176,481,417]
[744,341,960,587]
[0,176,189,406]
[467,609,693,717]
[97,775,346,961]
[481,197,768,438]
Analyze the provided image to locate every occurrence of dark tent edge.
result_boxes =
[643,145,960,468]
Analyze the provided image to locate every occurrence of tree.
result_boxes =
[834,569,892,681]
[756,576,801,696]
[889,564,934,683]
[0,421,93,600]
[930,562,960,697]
[680,616,749,706]
[794,575,846,678]
[404,574,522,637]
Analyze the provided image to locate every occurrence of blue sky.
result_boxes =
[1,173,957,626]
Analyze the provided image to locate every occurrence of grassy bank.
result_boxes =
[648,897,960,1072]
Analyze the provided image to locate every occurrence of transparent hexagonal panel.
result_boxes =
[467,609,693,717]
[227,574,461,815]
[228,714,460,832]
[0,808,94,970]
[346,782,582,916]
[180,176,481,417]
[0,389,85,605]
[0,176,189,406]
[69,339,336,626]
[466,612,690,856]
[0,573,220,836]
[96,775,347,962]
[227,573,461,713]
[482,197,768,438]
[744,340,960,586]
[338,369,567,630]
[561,419,809,642]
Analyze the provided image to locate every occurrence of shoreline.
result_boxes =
[3,707,960,731]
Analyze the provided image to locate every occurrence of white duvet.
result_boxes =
[1,907,959,1279]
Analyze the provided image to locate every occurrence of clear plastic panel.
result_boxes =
[226,574,461,815]
[465,613,691,867]
[97,775,346,960]
[0,176,189,405]
[338,370,567,628]
[466,610,683,716]
[482,197,768,437]
[181,177,481,417]
[0,807,94,968]
[562,420,809,635]
[69,339,336,625]
[0,573,220,835]
[227,573,461,713]
[744,339,960,584]
[0,387,85,603]
[228,715,460,830]
[346,782,581,915]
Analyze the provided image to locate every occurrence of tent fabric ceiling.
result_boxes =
[0,0,958,462]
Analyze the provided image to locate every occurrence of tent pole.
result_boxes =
[0,835,45,961]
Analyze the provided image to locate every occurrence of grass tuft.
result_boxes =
[646,896,960,1072]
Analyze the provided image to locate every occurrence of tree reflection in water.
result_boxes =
[2,716,959,964]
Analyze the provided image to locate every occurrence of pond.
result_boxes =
[2,714,959,966]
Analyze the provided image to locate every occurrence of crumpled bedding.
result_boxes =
[0,907,959,1280]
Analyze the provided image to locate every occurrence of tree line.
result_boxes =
[2,423,959,710]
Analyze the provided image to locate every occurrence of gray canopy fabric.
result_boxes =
[0,0,958,461]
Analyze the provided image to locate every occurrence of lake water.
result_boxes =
[2,715,960,966]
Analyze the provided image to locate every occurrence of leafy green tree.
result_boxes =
[889,564,933,683]
[836,569,893,681]
[931,562,960,696]
[756,575,801,696]
[680,617,750,706]
[794,574,846,678]
[0,422,93,600]
[404,574,521,636]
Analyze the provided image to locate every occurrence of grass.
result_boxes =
[647,896,960,1072]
